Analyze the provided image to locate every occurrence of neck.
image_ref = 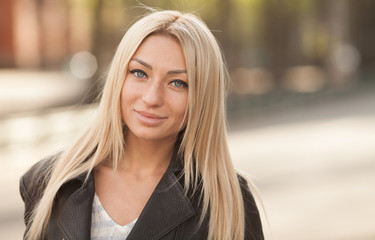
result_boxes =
[119,131,177,174]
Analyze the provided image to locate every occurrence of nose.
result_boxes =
[142,79,164,107]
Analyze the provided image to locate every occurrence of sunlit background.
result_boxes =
[1,0,374,239]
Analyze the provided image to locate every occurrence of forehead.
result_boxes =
[131,34,186,69]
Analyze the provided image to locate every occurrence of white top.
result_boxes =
[91,193,137,240]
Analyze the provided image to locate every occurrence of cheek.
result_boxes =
[171,93,188,121]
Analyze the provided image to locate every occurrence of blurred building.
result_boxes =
[0,0,15,67]
[0,0,93,69]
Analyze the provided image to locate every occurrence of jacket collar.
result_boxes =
[56,144,194,240]
[127,165,195,240]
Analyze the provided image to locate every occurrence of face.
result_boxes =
[121,34,188,142]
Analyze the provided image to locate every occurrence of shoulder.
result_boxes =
[19,152,60,205]
[237,174,265,240]
[19,152,61,228]
[237,174,257,207]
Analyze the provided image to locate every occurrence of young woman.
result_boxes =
[20,10,264,240]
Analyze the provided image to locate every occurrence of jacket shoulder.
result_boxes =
[237,174,265,240]
[19,153,60,227]
[20,153,59,201]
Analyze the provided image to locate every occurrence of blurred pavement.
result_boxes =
[0,70,89,116]
[228,89,375,240]
[230,118,375,239]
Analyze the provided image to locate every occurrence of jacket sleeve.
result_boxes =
[238,175,264,240]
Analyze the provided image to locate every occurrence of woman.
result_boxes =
[20,10,264,240]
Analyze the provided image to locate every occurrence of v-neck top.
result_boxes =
[91,193,137,240]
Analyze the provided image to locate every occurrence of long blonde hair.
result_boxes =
[26,10,246,240]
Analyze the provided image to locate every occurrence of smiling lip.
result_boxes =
[134,110,167,126]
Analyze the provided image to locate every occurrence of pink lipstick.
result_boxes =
[134,110,166,126]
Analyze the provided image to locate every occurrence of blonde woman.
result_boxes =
[20,10,263,240]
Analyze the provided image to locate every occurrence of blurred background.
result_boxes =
[1,0,374,239]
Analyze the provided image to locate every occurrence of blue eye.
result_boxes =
[129,69,147,78]
[171,80,188,88]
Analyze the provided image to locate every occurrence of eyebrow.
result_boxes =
[131,58,152,70]
[131,58,187,75]
[167,69,187,75]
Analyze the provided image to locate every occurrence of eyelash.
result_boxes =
[170,80,188,89]
[129,69,147,78]
[129,69,188,88]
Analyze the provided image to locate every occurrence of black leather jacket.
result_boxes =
[20,152,264,240]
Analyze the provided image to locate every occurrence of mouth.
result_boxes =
[135,110,165,119]
[134,110,167,126]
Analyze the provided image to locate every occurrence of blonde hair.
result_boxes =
[26,10,247,240]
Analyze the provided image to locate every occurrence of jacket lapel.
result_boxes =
[54,143,194,240]
[127,167,195,240]
[55,172,95,240]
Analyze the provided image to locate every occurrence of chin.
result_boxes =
[131,129,176,142]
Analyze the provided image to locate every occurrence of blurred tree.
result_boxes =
[261,0,315,81]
